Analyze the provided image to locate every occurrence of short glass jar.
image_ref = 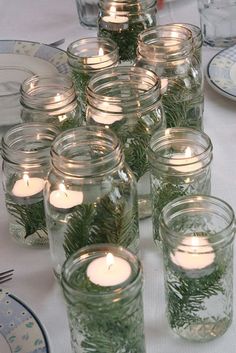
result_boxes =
[20,74,82,130]
[148,127,213,246]
[86,66,165,219]
[98,0,157,64]
[44,126,140,277]
[159,195,235,342]
[136,24,204,129]
[1,123,59,247]
[61,243,146,353]
[67,37,119,117]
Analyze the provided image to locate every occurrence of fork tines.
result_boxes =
[0,269,14,284]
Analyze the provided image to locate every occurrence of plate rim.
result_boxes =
[206,44,236,101]
[0,291,50,353]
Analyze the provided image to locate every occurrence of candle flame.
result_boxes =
[59,183,68,197]
[54,93,61,103]
[106,253,114,270]
[98,47,104,56]
[23,173,29,186]
[109,5,116,17]
[185,146,192,158]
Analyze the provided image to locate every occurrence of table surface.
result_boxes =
[1,0,236,352]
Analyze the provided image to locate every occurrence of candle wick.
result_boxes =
[108,263,113,270]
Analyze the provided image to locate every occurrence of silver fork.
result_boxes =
[0,269,14,284]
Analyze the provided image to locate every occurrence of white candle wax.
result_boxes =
[87,253,132,286]
[170,146,202,173]
[12,174,45,197]
[86,47,114,69]
[49,184,83,209]
[161,78,168,94]
[101,6,129,31]
[171,236,215,271]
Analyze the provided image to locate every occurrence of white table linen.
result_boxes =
[1,0,236,352]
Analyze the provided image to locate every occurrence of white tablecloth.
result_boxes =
[1,1,236,352]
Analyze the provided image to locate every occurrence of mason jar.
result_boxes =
[136,24,204,129]
[61,243,146,353]
[148,127,213,247]
[67,37,119,118]
[20,74,82,130]
[44,126,139,278]
[86,66,165,219]
[1,123,59,247]
[159,195,235,342]
[98,0,157,64]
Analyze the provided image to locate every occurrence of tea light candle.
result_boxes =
[12,174,45,197]
[86,47,114,69]
[101,6,129,31]
[170,146,202,173]
[171,236,215,271]
[49,183,83,209]
[87,252,132,286]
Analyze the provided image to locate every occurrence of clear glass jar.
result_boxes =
[67,37,119,118]
[159,195,235,342]
[44,126,139,277]
[136,24,204,129]
[61,243,146,353]
[148,128,213,247]
[20,74,82,130]
[1,123,59,247]
[86,66,165,219]
[98,0,157,64]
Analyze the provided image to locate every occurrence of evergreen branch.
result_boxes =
[6,200,47,238]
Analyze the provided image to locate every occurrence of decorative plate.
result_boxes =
[0,290,50,353]
[206,44,236,101]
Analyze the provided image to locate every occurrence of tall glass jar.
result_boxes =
[61,244,146,353]
[86,66,165,219]
[1,123,59,247]
[148,128,213,247]
[98,0,157,64]
[67,37,119,118]
[44,126,139,277]
[136,24,204,129]
[159,195,235,342]
[20,74,82,130]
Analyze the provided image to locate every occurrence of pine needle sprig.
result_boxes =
[166,262,226,330]
[63,190,138,259]
[6,200,47,238]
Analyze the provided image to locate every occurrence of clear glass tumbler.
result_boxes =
[75,0,99,28]
[160,195,235,342]
[198,0,236,47]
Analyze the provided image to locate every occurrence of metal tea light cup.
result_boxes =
[159,195,235,342]
[61,244,146,353]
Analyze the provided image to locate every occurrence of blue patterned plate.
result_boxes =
[206,44,236,101]
[0,291,50,353]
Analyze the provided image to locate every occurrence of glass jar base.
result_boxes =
[172,317,232,342]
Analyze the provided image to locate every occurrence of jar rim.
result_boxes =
[159,195,235,248]
[67,37,119,70]
[148,127,213,173]
[61,243,143,300]
[137,24,193,61]
[50,126,124,177]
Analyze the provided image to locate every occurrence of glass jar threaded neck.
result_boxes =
[137,24,193,62]
[86,66,161,118]
[50,126,124,177]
